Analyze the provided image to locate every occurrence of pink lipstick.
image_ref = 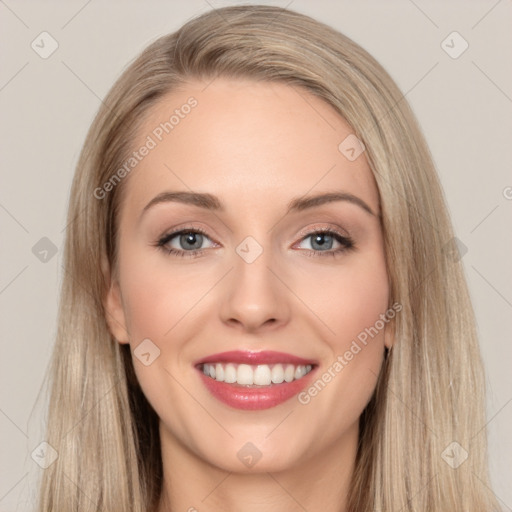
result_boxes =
[194,350,318,410]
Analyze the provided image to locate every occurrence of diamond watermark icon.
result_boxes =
[338,134,365,161]
[441,31,469,59]
[133,338,160,366]
[442,236,467,263]
[237,442,262,468]
[32,237,58,263]
[236,236,263,264]
[31,441,58,469]
[31,31,59,59]
[441,441,468,469]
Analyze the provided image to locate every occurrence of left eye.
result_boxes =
[296,231,346,251]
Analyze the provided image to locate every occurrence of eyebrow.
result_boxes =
[141,190,376,219]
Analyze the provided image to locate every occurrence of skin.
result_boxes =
[104,77,393,512]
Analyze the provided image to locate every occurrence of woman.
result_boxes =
[37,5,501,511]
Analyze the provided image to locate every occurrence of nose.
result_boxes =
[219,244,291,333]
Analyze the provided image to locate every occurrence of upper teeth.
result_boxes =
[202,363,313,386]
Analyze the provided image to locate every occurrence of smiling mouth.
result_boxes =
[198,362,315,387]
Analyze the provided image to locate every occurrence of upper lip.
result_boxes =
[194,350,318,367]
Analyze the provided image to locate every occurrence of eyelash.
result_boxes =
[155,226,355,259]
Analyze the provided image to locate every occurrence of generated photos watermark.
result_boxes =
[298,301,402,405]
[93,96,198,200]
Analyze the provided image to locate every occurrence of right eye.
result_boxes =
[156,228,217,258]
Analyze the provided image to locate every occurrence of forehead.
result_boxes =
[120,77,379,217]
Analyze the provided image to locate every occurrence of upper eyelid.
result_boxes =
[295,222,350,240]
[157,228,219,255]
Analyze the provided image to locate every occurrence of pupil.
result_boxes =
[181,232,202,250]
[312,233,332,250]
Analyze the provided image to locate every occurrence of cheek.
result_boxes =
[294,250,389,351]
[335,262,389,345]
[119,250,206,342]
[116,249,208,423]
[293,249,390,414]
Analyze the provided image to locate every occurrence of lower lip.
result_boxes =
[196,366,317,410]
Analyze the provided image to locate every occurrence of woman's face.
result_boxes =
[105,77,392,473]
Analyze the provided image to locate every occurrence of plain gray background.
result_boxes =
[1,1,511,510]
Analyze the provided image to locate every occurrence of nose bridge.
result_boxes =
[219,231,289,330]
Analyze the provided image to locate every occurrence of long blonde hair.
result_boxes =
[37,5,501,511]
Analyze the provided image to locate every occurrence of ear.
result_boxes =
[104,279,130,344]
[102,256,129,344]
[384,324,394,350]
